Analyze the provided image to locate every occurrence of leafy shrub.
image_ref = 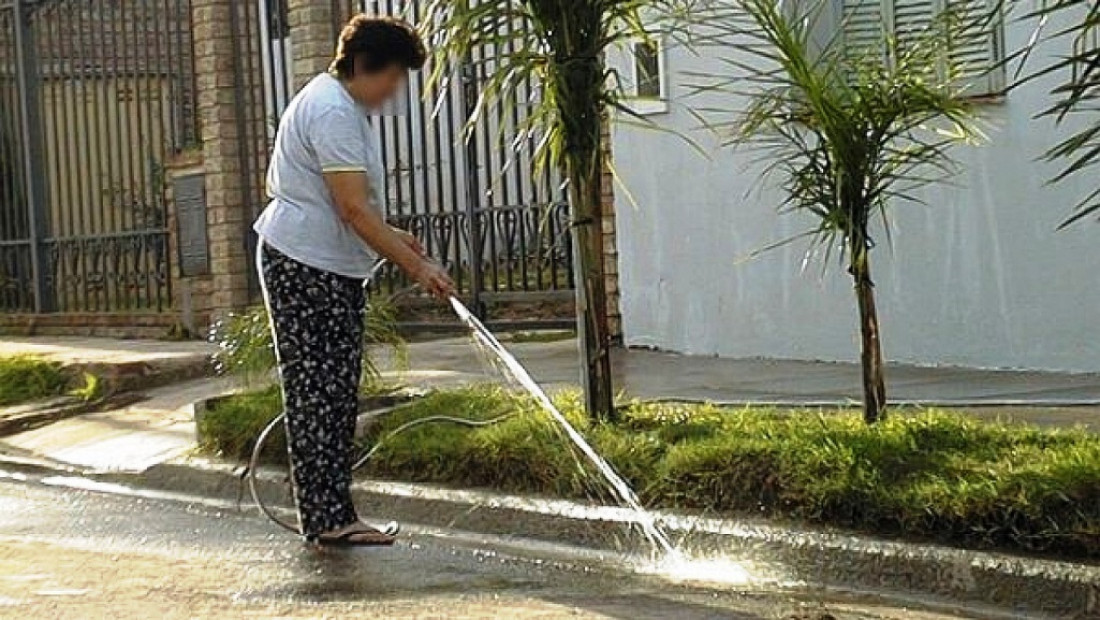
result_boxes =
[209,296,405,387]
[196,385,284,461]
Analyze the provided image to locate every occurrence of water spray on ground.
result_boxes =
[448,296,678,557]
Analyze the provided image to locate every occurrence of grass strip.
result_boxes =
[199,384,1100,559]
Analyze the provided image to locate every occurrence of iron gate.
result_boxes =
[235,0,573,323]
[359,0,573,317]
[0,0,196,314]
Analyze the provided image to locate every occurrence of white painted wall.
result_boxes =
[611,9,1100,371]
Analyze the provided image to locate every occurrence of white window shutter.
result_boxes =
[891,0,938,49]
[841,0,887,60]
[840,0,1004,97]
[944,0,1005,96]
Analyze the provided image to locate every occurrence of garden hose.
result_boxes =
[246,409,517,534]
[245,257,518,535]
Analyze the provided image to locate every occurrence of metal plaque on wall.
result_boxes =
[174,173,210,277]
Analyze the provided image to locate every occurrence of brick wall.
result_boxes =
[0,313,184,339]
[288,0,339,91]
[601,120,623,340]
[191,0,253,320]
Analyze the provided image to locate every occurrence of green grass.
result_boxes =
[0,356,68,406]
[199,384,1100,558]
[196,385,285,460]
[195,382,405,462]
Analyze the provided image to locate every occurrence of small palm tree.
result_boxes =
[1018,0,1099,226]
[422,0,691,420]
[697,0,988,423]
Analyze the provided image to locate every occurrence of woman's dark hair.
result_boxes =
[330,15,427,78]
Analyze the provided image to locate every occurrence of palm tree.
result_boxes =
[421,0,691,420]
[696,0,988,423]
[1017,0,1099,227]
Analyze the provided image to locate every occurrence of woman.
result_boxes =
[254,15,455,547]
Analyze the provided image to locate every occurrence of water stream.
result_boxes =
[448,296,678,557]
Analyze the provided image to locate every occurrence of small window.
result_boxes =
[633,41,662,99]
[627,36,668,115]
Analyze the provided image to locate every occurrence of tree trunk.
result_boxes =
[567,142,616,422]
[556,50,615,422]
[850,237,887,424]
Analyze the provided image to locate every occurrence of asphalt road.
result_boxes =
[0,470,996,620]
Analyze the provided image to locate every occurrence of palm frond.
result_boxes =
[691,0,986,260]
[423,0,699,181]
[1013,0,1100,224]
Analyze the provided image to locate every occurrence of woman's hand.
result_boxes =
[410,258,456,300]
[388,227,455,300]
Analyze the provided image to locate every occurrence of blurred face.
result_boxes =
[347,63,408,109]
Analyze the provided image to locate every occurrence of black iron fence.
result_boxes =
[0,0,572,324]
[359,0,573,315]
[234,0,574,323]
[0,0,197,314]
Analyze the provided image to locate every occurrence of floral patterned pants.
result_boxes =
[258,242,365,539]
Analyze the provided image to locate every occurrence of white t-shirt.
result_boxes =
[253,73,386,278]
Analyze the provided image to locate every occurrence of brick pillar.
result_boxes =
[288,0,341,92]
[191,0,251,320]
[600,121,623,340]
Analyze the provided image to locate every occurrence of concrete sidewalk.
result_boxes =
[0,336,215,365]
[5,334,1100,408]
[0,336,217,395]
[381,336,1100,429]
[0,377,235,472]
[386,336,1100,403]
[3,335,1100,474]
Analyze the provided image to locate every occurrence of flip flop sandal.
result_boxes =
[316,521,401,547]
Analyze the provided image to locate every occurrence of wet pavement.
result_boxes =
[0,471,1001,620]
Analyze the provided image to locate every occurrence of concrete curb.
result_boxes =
[69,356,214,395]
[0,393,145,437]
[56,457,1099,618]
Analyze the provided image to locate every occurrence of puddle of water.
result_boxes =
[450,297,677,557]
[641,554,756,586]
